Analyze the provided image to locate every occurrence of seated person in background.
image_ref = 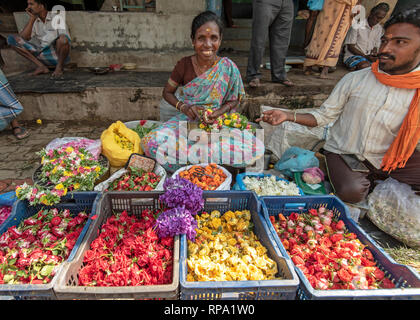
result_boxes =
[343,2,390,71]
[257,5,420,204]
[0,36,30,140]
[7,0,71,77]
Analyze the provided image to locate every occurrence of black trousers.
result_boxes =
[246,0,294,82]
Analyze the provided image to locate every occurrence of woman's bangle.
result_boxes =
[175,101,181,110]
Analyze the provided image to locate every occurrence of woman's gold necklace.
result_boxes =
[193,55,217,75]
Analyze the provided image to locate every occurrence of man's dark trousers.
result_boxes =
[246,0,294,82]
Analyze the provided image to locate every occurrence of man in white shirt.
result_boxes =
[7,0,71,77]
[257,5,420,204]
[343,3,389,71]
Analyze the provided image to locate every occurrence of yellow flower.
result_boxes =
[55,183,64,190]
[15,187,21,197]
[95,166,101,172]
[64,171,72,177]
[199,123,205,129]
[36,119,42,125]
[73,183,80,190]
[62,188,68,196]
[40,196,49,205]
[84,166,91,171]
[65,147,74,153]
[231,114,238,120]
[52,167,58,174]
[224,119,231,126]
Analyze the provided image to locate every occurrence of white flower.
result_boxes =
[243,176,300,196]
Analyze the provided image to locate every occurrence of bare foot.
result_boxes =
[31,66,49,76]
[319,73,333,79]
[319,67,332,79]
[51,67,64,78]
[303,67,314,76]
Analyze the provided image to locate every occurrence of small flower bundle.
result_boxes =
[0,208,88,284]
[155,176,204,241]
[15,183,62,207]
[16,146,106,206]
[198,109,254,132]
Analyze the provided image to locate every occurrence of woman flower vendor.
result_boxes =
[141,11,264,172]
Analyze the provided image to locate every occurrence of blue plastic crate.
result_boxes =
[261,195,420,300]
[0,192,102,299]
[233,172,304,196]
[179,190,299,300]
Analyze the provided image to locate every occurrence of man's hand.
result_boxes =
[256,109,289,126]
[25,8,37,20]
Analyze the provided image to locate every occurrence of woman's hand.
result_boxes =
[256,109,289,126]
[181,104,203,121]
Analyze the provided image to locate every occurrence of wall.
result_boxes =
[11,0,206,69]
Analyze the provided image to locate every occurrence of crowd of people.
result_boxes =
[0,0,419,208]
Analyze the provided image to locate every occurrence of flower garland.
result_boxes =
[198,109,254,132]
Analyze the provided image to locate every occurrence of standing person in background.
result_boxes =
[303,0,359,79]
[7,0,71,78]
[0,36,30,140]
[304,0,324,48]
[246,0,295,88]
[222,0,238,28]
[343,2,390,71]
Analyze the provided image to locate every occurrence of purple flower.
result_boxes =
[159,176,204,215]
[154,207,198,241]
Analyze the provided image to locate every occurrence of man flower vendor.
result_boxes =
[257,5,420,204]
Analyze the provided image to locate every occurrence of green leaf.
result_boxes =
[3,274,14,283]
[40,264,55,277]
[8,258,16,266]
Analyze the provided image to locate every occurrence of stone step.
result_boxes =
[7,66,347,122]
[222,26,252,40]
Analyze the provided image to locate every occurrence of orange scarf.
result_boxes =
[371,60,420,172]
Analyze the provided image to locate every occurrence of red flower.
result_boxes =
[337,268,354,282]
[51,216,61,227]
[335,220,345,230]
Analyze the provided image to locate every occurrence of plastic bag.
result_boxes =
[274,147,319,178]
[307,0,324,11]
[367,178,420,249]
[0,191,17,207]
[100,121,141,167]
[94,162,167,192]
[302,167,325,184]
[46,137,102,159]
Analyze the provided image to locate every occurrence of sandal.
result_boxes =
[248,78,260,88]
[273,79,295,87]
[12,126,30,140]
